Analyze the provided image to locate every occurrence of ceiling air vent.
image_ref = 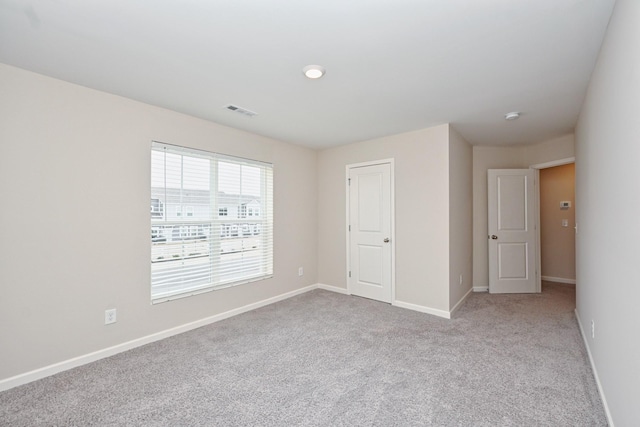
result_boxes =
[224,104,258,118]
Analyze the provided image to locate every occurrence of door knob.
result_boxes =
[384,238,390,243]
[490,235,498,240]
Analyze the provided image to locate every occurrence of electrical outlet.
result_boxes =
[591,320,595,339]
[298,267,304,276]
[105,308,117,325]
[459,274,463,286]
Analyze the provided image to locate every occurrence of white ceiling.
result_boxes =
[0,0,615,149]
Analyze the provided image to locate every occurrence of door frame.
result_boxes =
[530,156,576,293]
[345,159,396,303]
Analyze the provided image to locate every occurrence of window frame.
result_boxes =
[150,141,274,304]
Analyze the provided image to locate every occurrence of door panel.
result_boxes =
[498,243,528,279]
[498,175,527,230]
[357,174,383,231]
[349,163,392,303]
[489,169,537,293]
[358,245,383,285]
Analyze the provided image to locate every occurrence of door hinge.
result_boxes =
[349,225,351,231]
[348,178,351,186]
[349,271,351,278]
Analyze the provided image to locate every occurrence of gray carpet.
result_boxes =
[0,282,607,426]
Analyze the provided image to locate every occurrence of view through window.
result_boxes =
[150,142,273,303]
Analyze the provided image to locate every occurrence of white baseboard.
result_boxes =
[393,300,451,319]
[542,276,576,284]
[319,283,454,320]
[316,283,350,295]
[0,283,491,392]
[574,309,614,426]
[450,288,473,317]
[0,284,318,392]
[473,286,489,292]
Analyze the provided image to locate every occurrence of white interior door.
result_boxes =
[488,169,537,293]
[348,162,392,303]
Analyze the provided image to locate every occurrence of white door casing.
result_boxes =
[530,157,575,293]
[347,161,393,303]
[488,169,537,293]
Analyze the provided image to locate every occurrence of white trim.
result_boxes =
[345,166,351,294]
[574,309,615,426]
[529,157,576,170]
[393,300,451,319]
[541,276,576,285]
[390,161,396,304]
[0,284,480,392]
[346,158,395,169]
[0,284,317,392]
[530,157,576,294]
[473,286,489,292]
[322,283,463,319]
[450,288,473,317]
[317,283,350,295]
[534,168,542,293]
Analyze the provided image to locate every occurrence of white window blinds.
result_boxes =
[151,141,273,303]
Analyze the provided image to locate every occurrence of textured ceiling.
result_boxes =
[0,0,615,148]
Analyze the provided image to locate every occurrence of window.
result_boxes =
[151,142,273,303]
[151,198,164,218]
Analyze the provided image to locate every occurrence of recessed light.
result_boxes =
[303,65,326,79]
[505,112,520,121]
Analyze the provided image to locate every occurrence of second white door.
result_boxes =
[348,162,392,303]
[488,169,537,293]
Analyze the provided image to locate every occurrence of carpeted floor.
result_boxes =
[0,282,607,426]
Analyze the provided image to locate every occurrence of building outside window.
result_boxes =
[151,198,164,218]
[150,142,273,303]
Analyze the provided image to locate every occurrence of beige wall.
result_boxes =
[317,124,472,313]
[540,164,575,281]
[318,125,451,311]
[525,134,575,166]
[448,127,473,308]
[0,64,318,381]
[574,0,640,424]
[472,134,575,288]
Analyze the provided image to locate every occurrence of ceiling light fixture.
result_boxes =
[505,112,521,121]
[303,65,326,79]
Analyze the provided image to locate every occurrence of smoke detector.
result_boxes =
[505,112,521,121]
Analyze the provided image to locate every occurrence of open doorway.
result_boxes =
[540,163,576,283]
[532,158,576,293]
